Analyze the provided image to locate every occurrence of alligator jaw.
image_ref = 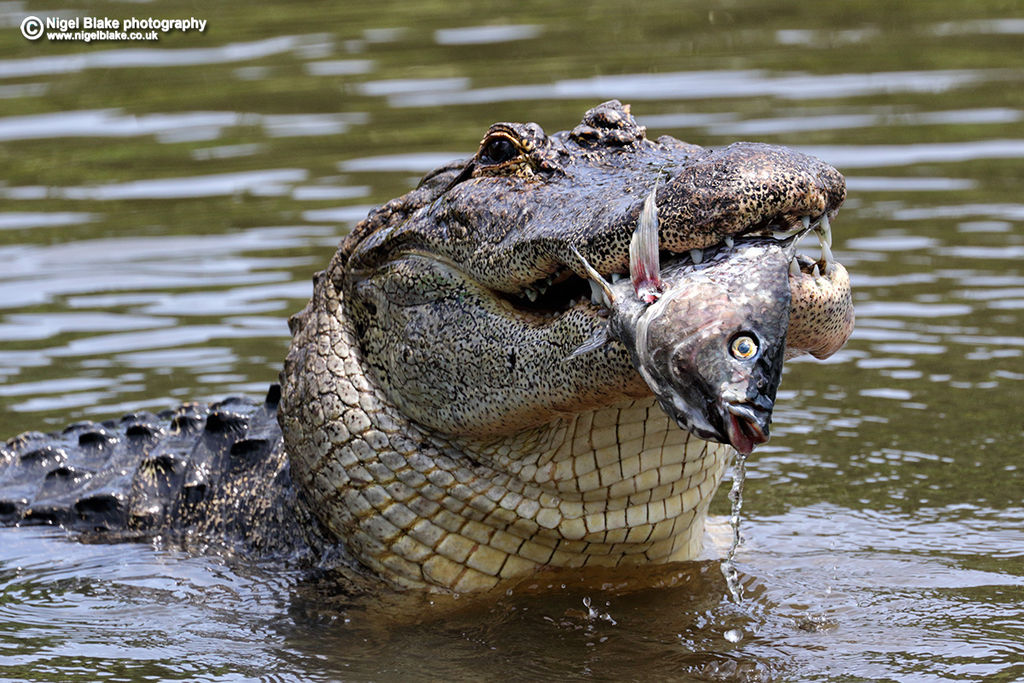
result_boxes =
[286,101,854,591]
[509,209,842,325]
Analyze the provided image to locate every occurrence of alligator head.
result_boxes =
[280,100,851,591]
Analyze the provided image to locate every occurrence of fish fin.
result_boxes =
[565,324,610,360]
[569,246,615,307]
[630,185,663,304]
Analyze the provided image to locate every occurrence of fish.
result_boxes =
[571,188,795,454]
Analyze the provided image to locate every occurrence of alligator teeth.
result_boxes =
[724,235,734,249]
[812,263,821,279]
[610,273,625,284]
[571,246,615,308]
[801,215,811,231]
[689,248,703,265]
[819,238,834,269]
[818,214,833,248]
[589,280,605,305]
[790,258,801,277]
[525,287,538,302]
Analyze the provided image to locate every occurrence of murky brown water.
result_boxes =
[1,1,1022,680]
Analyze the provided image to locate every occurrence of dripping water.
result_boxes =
[720,450,748,605]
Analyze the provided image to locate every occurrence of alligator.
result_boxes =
[0,101,852,592]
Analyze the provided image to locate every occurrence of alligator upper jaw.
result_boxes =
[506,210,841,318]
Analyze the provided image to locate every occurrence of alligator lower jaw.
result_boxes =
[786,255,855,361]
[504,210,841,318]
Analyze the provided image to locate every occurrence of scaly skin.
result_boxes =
[279,101,850,590]
[1,102,853,592]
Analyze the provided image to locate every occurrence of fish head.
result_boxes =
[630,243,792,454]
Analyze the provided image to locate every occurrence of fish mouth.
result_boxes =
[723,401,771,455]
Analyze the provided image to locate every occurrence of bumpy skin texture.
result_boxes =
[787,259,855,359]
[279,101,849,590]
[0,391,325,558]
[1,102,852,592]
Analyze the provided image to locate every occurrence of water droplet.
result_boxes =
[720,451,748,604]
[724,628,743,643]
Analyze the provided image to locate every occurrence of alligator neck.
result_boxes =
[279,273,733,592]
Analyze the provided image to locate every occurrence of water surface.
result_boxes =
[1,1,1022,680]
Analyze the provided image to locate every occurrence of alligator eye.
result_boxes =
[479,136,518,164]
[730,334,759,360]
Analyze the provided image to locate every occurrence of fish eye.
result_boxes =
[478,135,519,164]
[730,334,759,360]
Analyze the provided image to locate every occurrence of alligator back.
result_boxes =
[0,386,315,558]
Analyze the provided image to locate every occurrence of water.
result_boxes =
[721,452,748,606]
[1,0,1023,680]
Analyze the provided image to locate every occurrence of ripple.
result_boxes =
[302,205,376,224]
[957,221,1013,233]
[434,24,543,45]
[955,286,1024,301]
[798,140,1024,168]
[0,312,173,342]
[0,376,111,398]
[0,109,238,142]
[191,143,265,160]
[57,169,307,200]
[292,185,370,200]
[859,387,913,400]
[0,211,95,229]
[775,27,881,46]
[0,528,301,679]
[893,203,1024,222]
[939,245,1024,260]
[856,357,915,369]
[853,301,973,318]
[358,77,470,97]
[0,36,315,79]
[263,113,368,137]
[387,68,1002,107]
[846,176,977,192]
[852,326,939,342]
[137,281,310,316]
[303,59,375,76]
[0,109,368,143]
[872,343,948,355]
[929,18,1024,36]
[705,108,1021,137]
[338,153,463,172]
[114,346,239,370]
[0,228,329,309]
[845,234,939,250]
[5,228,330,274]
